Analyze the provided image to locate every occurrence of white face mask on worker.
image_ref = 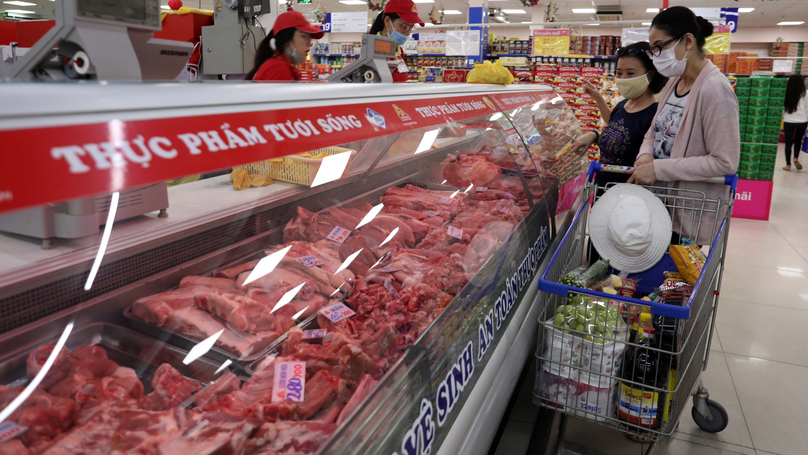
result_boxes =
[651,38,689,78]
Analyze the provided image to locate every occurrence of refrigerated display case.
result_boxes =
[0,83,588,454]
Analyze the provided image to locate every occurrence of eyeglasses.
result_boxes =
[647,36,681,57]
[394,20,414,34]
[615,47,644,57]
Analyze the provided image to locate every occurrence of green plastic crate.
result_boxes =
[748,96,768,107]
[736,77,752,87]
[749,87,770,97]
[748,107,768,117]
[738,161,760,172]
[750,78,772,88]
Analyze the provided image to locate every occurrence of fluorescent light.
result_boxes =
[738,7,754,13]
[183,329,223,365]
[521,21,532,23]
[339,0,365,4]
[585,23,599,26]
[242,245,291,286]
[355,203,384,229]
[3,1,36,6]
[778,21,804,26]
[4,8,33,13]
[310,151,352,187]
[415,128,440,154]
[502,9,526,14]
[646,8,659,13]
[642,21,652,26]
[161,5,171,9]
[84,192,119,291]
[413,0,434,3]
[443,10,462,14]
[571,8,596,14]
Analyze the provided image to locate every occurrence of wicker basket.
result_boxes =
[235,147,357,187]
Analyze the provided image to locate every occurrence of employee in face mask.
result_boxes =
[368,0,425,83]
[247,11,324,81]
[574,42,667,188]
[629,6,739,246]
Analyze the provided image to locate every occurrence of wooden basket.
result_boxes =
[235,147,356,187]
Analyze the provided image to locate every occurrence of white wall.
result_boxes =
[733,26,808,44]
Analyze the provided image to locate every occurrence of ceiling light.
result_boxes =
[3,1,36,6]
[338,0,365,4]
[778,21,805,26]
[585,23,599,26]
[521,21,532,23]
[161,4,171,8]
[443,9,462,14]
[502,9,526,14]
[571,8,596,14]
[4,8,33,13]
[738,8,754,13]
[646,8,659,13]
[413,0,434,3]
[642,21,652,26]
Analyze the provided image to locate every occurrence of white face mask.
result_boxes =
[651,37,689,78]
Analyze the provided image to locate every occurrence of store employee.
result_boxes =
[247,11,325,81]
[368,0,425,83]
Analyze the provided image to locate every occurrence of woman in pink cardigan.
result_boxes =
[628,6,740,245]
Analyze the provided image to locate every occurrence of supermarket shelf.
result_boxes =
[488,54,618,59]
[312,53,360,57]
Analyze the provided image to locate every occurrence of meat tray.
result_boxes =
[0,322,236,393]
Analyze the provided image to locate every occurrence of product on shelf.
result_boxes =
[736,76,782,181]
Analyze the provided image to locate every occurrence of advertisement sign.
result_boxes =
[326,12,367,33]
[704,25,731,55]
[532,29,571,57]
[720,7,739,33]
[733,179,773,220]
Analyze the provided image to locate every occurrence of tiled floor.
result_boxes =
[494,146,808,455]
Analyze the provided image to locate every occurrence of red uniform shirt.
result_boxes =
[252,53,301,81]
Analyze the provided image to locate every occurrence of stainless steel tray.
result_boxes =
[0,322,237,395]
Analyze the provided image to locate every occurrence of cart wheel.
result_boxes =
[691,399,728,433]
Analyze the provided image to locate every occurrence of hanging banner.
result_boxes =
[704,25,731,55]
[532,29,571,57]
[720,7,739,33]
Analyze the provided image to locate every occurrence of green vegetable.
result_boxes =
[560,266,588,286]
[571,259,610,289]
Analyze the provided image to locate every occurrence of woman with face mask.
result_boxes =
[247,12,324,81]
[628,6,739,246]
[574,42,668,187]
[368,0,425,83]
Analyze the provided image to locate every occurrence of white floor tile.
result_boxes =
[724,238,808,271]
[725,354,808,455]
[717,299,808,367]
[711,324,723,352]
[675,352,753,449]
[771,224,808,248]
[728,219,788,245]
[719,264,808,310]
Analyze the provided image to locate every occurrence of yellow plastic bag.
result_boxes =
[466,60,514,85]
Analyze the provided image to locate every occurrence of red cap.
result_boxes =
[272,11,325,39]
[383,0,425,27]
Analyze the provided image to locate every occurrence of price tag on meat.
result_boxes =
[302,329,327,339]
[272,361,306,403]
[447,225,464,239]
[439,197,450,203]
[476,186,488,192]
[295,255,325,267]
[318,302,356,323]
[0,422,27,443]
[326,226,351,244]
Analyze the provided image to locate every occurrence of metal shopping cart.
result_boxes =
[533,162,738,454]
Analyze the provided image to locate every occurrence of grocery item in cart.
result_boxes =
[669,239,707,285]
[617,328,669,429]
[589,184,673,273]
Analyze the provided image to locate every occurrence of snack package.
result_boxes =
[660,271,694,295]
[670,239,706,285]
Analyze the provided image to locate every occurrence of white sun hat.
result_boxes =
[589,184,672,273]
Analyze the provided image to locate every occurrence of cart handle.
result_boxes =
[587,162,738,193]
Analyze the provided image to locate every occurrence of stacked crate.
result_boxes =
[736,77,786,181]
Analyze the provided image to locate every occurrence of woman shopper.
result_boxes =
[246,11,324,81]
[574,42,668,187]
[368,0,425,82]
[628,6,739,246]
[782,74,808,171]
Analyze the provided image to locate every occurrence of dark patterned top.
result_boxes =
[596,99,658,185]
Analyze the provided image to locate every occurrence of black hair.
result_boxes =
[785,75,807,114]
[617,41,668,94]
[246,28,296,80]
[369,12,400,35]
[650,6,714,53]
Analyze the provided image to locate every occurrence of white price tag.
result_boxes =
[439,197,450,203]
[295,255,325,267]
[326,226,351,243]
[318,302,356,323]
[447,225,463,239]
[302,329,327,339]
[476,186,488,192]
[0,422,27,443]
[272,361,306,403]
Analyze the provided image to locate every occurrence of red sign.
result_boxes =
[733,179,773,220]
[486,90,557,110]
[0,95,499,214]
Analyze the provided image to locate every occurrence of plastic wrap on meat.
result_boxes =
[194,292,276,334]
[132,285,228,327]
[236,268,318,298]
[214,259,260,279]
[245,421,337,455]
[380,185,468,216]
[162,307,278,358]
[179,276,242,294]
[255,370,348,423]
[194,373,241,408]
[138,364,202,411]
[336,374,378,426]
[280,328,381,383]
[442,153,502,187]
[267,241,355,289]
[157,411,260,455]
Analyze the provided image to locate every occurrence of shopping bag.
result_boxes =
[466,60,514,85]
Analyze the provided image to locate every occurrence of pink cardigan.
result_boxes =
[637,60,740,245]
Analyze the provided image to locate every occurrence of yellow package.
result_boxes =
[669,240,706,285]
[466,61,514,85]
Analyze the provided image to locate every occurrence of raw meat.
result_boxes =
[255,370,348,422]
[442,153,502,187]
[214,259,261,279]
[195,291,276,334]
[179,276,242,293]
[138,364,202,411]
[236,268,318,299]
[194,373,241,407]
[336,374,378,426]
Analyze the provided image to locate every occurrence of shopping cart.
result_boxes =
[533,162,738,454]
